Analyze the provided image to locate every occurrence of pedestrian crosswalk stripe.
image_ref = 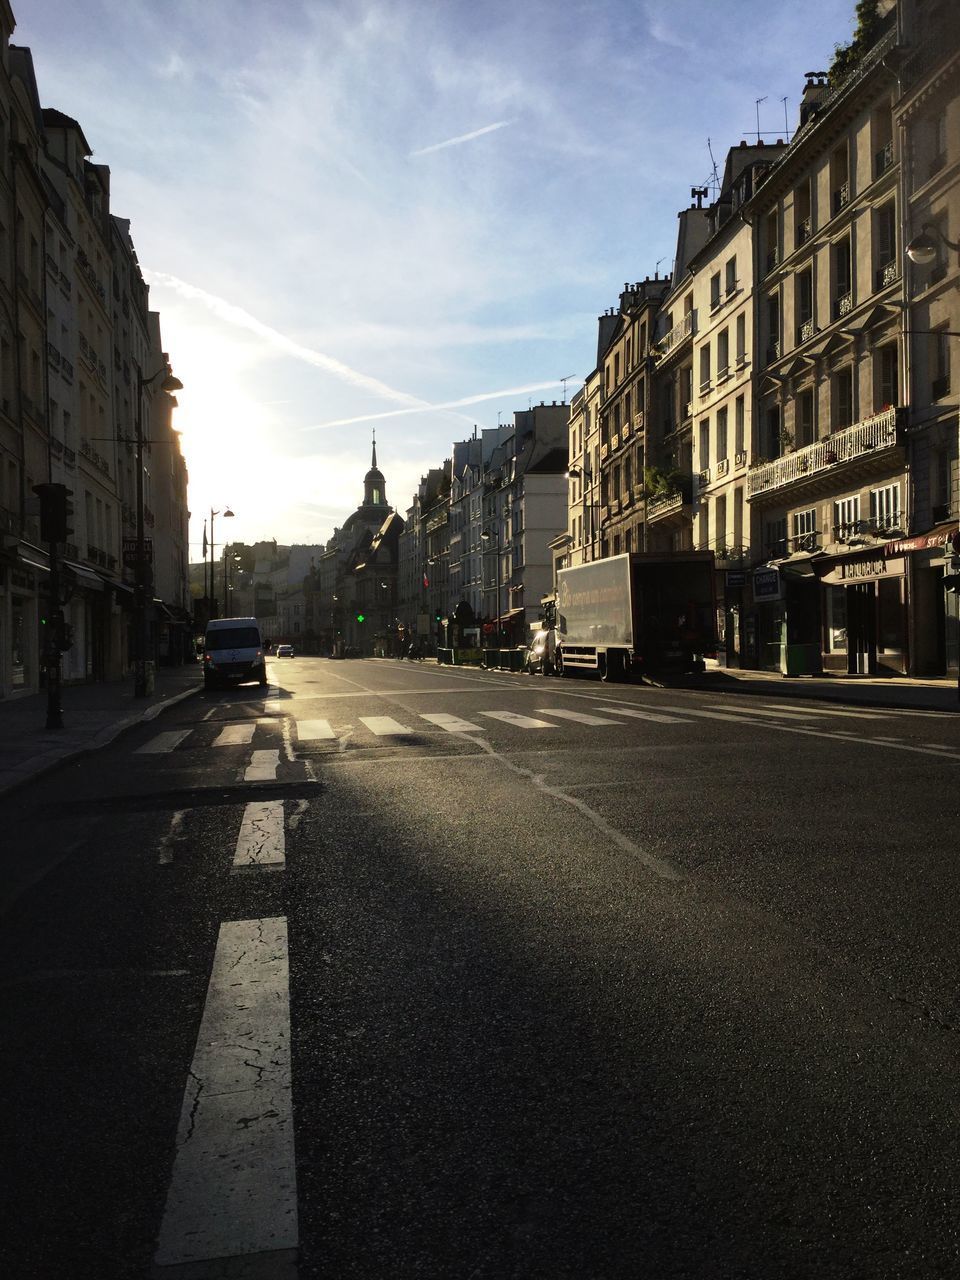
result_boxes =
[359,715,413,736]
[233,801,285,869]
[153,916,297,1267]
[535,708,621,726]
[136,730,191,753]
[296,719,336,741]
[755,702,888,720]
[419,712,485,733]
[244,749,280,782]
[597,705,690,724]
[478,710,558,729]
[213,723,257,747]
[719,705,827,722]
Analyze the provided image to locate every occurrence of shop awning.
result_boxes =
[63,560,104,591]
[496,608,525,624]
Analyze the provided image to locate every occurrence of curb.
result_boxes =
[0,681,202,799]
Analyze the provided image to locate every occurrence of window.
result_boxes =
[626,338,632,369]
[624,455,632,494]
[700,499,710,551]
[699,344,711,394]
[834,368,853,430]
[699,419,710,468]
[735,313,746,366]
[765,209,780,273]
[766,404,781,457]
[715,494,727,551]
[733,487,744,549]
[792,508,817,551]
[717,406,728,460]
[877,343,898,409]
[833,237,852,316]
[765,516,787,557]
[931,328,951,399]
[710,272,721,310]
[826,586,847,652]
[930,108,948,177]
[796,269,813,341]
[735,395,745,457]
[614,352,621,384]
[831,144,850,215]
[873,106,894,177]
[725,256,737,296]
[834,495,861,540]
[717,329,729,379]
[870,483,901,532]
[795,180,812,245]
[766,295,780,362]
[875,202,896,291]
[796,388,814,446]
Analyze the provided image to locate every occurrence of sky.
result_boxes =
[14,0,859,560]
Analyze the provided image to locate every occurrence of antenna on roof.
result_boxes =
[781,95,791,141]
[755,95,767,142]
[706,138,720,195]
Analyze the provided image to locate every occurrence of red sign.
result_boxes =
[884,526,958,556]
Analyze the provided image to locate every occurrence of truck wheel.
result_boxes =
[599,654,609,681]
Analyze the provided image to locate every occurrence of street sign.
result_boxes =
[122,537,152,567]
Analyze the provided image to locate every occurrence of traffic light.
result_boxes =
[435,611,441,622]
[356,613,365,623]
[33,483,74,543]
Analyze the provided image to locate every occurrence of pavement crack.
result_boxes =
[182,1070,204,1145]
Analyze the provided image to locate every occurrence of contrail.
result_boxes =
[410,120,511,157]
[302,381,568,431]
[145,270,430,410]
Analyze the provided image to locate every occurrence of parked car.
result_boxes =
[276,643,295,657]
[203,617,267,689]
[524,628,557,675]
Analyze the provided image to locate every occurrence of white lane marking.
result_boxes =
[213,723,257,747]
[232,801,285,870]
[595,705,690,724]
[921,743,959,752]
[158,810,186,866]
[137,730,190,754]
[153,917,297,1268]
[716,705,831,722]
[478,710,558,729]
[419,712,485,733]
[359,716,413,736]
[296,719,337,741]
[754,702,888,719]
[244,749,280,782]
[535,708,621,726]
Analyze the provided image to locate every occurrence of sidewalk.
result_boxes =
[0,666,202,797]
[695,664,959,712]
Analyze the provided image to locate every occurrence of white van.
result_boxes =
[203,617,267,689]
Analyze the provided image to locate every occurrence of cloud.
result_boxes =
[145,269,430,410]
[303,379,573,432]
[410,120,512,157]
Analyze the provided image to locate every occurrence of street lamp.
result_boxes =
[566,465,598,562]
[134,365,183,696]
[207,505,235,619]
[905,223,960,268]
[480,527,502,647]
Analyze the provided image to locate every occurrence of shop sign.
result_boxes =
[821,555,905,586]
[884,526,959,556]
[122,537,152,567]
[752,567,782,602]
[726,569,746,588]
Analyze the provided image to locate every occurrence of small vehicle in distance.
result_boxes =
[276,643,295,657]
[524,628,557,675]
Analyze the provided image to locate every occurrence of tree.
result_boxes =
[829,0,885,84]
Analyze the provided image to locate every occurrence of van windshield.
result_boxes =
[206,627,260,650]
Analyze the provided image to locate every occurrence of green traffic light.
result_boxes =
[356,613,365,623]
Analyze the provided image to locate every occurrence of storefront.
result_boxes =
[894,524,960,677]
[817,551,908,675]
[0,553,45,698]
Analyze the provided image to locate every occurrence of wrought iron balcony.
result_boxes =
[832,182,850,215]
[796,216,812,245]
[875,260,899,290]
[797,318,816,345]
[875,140,893,177]
[647,490,690,525]
[747,407,901,500]
[765,246,780,274]
[655,310,695,362]
[833,291,853,321]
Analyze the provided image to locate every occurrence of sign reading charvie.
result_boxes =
[122,537,153,567]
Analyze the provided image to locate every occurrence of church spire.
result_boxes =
[363,429,387,508]
[371,428,377,471]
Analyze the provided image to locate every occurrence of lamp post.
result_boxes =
[207,505,234,619]
[905,224,960,706]
[134,365,183,696]
[566,465,598,563]
[480,527,502,647]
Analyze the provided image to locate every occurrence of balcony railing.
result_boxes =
[833,290,853,320]
[875,140,893,177]
[875,260,899,290]
[655,310,694,361]
[647,490,687,522]
[797,318,816,344]
[832,182,850,215]
[747,406,901,498]
[765,339,781,365]
[766,246,780,274]
[796,216,812,245]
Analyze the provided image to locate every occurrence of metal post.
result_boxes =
[209,508,216,619]
[44,537,63,729]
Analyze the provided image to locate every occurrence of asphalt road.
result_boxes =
[3,656,960,1279]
